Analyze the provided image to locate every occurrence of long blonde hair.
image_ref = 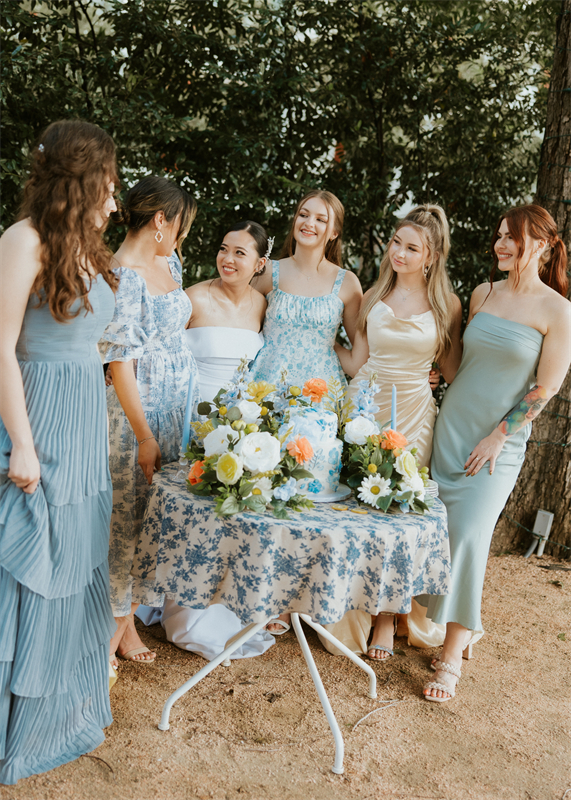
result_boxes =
[358,204,455,363]
[280,190,345,267]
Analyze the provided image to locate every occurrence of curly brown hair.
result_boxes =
[18,119,119,322]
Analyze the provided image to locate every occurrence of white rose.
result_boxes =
[235,431,281,474]
[236,399,262,424]
[344,416,379,445]
[402,472,425,498]
[204,424,240,457]
[395,450,418,480]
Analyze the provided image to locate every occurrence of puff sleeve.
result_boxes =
[99,267,158,363]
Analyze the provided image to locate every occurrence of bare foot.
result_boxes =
[117,614,156,662]
[367,614,396,659]
[265,613,291,634]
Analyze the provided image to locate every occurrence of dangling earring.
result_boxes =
[155,230,164,243]
[423,263,431,278]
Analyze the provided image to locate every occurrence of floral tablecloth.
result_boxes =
[131,465,450,624]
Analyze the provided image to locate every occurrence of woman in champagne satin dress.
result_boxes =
[326,205,463,659]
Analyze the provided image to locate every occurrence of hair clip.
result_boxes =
[264,236,275,261]
[38,143,45,152]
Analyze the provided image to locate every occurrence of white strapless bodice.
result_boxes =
[185,326,264,403]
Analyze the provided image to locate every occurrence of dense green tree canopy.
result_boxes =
[1,0,559,305]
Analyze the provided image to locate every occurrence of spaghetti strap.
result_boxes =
[331,268,346,296]
[271,260,280,291]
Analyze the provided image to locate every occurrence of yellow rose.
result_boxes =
[216,452,244,486]
[289,386,301,396]
[395,450,418,480]
[247,381,276,404]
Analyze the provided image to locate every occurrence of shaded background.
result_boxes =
[2,0,570,555]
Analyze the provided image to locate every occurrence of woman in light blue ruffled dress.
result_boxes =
[251,190,363,633]
[99,177,200,666]
[0,120,118,784]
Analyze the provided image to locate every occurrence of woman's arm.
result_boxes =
[108,361,161,484]
[334,329,369,378]
[438,294,463,384]
[465,300,571,477]
[0,222,43,493]
[340,271,363,345]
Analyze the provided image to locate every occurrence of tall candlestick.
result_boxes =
[391,384,397,431]
[181,373,196,454]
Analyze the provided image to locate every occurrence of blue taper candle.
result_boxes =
[181,373,195,453]
[391,384,397,430]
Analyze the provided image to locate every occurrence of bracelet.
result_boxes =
[138,435,155,446]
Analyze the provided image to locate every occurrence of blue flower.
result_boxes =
[307,479,323,494]
[273,477,298,501]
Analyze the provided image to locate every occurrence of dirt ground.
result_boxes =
[1,553,570,800]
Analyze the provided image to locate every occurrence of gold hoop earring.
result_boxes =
[155,230,164,243]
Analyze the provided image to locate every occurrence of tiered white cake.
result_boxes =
[279,406,343,501]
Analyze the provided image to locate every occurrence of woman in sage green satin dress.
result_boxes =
[421,204,570,703]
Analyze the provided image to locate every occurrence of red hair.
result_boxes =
[490,204,568,296]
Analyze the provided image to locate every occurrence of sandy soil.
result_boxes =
[1,553,570,800]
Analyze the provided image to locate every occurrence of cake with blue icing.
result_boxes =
[279,406,343,499]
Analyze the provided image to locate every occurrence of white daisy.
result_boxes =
[358,474,392,507]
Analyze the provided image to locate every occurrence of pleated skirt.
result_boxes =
[0,355,115,785]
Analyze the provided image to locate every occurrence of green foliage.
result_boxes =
[1,0,558,307]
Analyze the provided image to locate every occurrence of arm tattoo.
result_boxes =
[499,384,549,437]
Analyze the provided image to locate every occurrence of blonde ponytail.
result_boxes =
[357,204,456,363]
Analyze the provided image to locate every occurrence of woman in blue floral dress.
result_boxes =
[251,190,363,633]
[99,177,200,666]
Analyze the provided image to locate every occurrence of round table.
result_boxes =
[130,465,451,774]
[132,465,450,622]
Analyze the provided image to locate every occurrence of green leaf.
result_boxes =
[379,462,392,480]
[557,633,566,641]
[242,495,267,513]
[225,406,242,421]
[291,467,313,480]
[217,494,240,516]
[376,493,393,512]
[197,401,212,416]
[347,473,362,489]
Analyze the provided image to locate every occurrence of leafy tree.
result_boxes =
[1,0,560,308]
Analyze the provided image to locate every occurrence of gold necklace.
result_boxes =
[394,284,424,302]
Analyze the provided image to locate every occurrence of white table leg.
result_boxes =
[290,613,345,775]
[298,613,377,699]
[158,618,274,731]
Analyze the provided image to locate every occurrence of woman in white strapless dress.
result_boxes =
[137,221,276,660]
[328,205,464,658]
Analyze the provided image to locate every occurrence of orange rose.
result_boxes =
[380,429,408,451]
[188,460,205,485]
[286,435,314,465]
[302,378,328,403]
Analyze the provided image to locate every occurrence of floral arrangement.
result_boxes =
[185,360,328,518]
[340,377,432,514]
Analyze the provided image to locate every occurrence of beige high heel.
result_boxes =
[430,631,477,670]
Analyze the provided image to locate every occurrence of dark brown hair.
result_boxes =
[490,204,568,296]
[18,119,119,322]
[280,190,345,267]
[224,220,269,275]
[112,176,197,256]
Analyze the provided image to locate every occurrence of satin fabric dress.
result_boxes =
[136,327,275,661]
[0,279,115,784]
[321,300,445,654]
[421,313,544,631]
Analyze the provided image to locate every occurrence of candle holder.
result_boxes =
[173,447,189,483]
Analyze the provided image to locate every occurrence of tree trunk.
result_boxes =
[491,0,571,560]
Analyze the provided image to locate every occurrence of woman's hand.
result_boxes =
[138,438,162,485]
[429,366,441,390]
[464,429,506,476]
[9,444,41,493]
